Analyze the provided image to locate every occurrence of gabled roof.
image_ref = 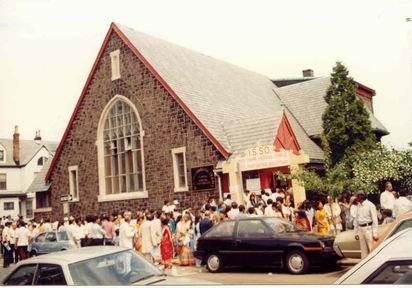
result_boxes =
[47,23,294,179]
[274,77,389,138]
[26,158,52,194]
[0,138,57,167]
[116,23,284,154]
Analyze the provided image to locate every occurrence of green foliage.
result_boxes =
[290,163,350,198]
[351,144,412,193]
[322,62,376,167]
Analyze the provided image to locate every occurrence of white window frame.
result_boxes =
[96,95,148,202]
[110,49,121,81]
[68,165,79,202]
[172,146,188,192]
[0,144,6,163]
[0,173,6,190]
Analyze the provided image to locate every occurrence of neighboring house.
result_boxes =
[26,158,53,217]
[273,71,389,159]
[0,127,57,219]
[42,23,389,219]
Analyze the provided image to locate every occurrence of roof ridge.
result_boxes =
[115,23,275,84]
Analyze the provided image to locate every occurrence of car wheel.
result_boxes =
[285,250,309,274]
[206,253,223,273]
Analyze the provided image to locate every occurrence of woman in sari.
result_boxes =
[315,201,330,234]
[176,213,195,266]
[160,217,173,269]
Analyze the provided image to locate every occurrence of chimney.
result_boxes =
[302,69,314,78]
[34,130,42,144]
[13,125,20,165]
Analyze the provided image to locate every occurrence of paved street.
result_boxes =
[0,256,356,285]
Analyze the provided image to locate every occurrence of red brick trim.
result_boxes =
[46,23,230,181]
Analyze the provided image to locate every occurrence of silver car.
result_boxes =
[335,228,412,284]
[30,231,71,256]
[2,246,217,285]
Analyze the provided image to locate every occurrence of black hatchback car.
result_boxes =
[194,217,338,274]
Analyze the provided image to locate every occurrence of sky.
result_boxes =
[1,0,411,149]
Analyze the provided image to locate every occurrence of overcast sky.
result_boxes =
[1,0,411,149]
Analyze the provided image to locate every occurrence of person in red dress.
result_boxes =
[160,217,174,269]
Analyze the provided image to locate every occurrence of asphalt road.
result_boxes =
[164,265,351,284]
[0,258,352,285]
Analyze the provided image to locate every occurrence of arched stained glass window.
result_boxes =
[102,100,144,194]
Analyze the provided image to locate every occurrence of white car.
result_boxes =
[335,228,412,284]
[2,246,217,286]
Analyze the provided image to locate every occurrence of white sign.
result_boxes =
[60,195,73,202]
[246,178,261,193]
[238,145,290,171]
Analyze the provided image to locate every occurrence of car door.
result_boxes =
[3,264,38,285]
[44,232,59,253]
[235,219,281,267]
[33,233,46,254]
[202,221,237,265]
[34,264,67,285]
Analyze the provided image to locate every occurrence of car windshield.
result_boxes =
[263,218,302,233]
[68,250,162,285]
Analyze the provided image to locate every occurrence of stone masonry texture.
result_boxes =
[37,32,224,220]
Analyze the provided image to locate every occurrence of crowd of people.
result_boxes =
[1,181,411,268]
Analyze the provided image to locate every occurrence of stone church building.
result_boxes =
[39,23,388,219]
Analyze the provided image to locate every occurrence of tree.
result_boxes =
[322,62,376,167]
[351,144,412,193]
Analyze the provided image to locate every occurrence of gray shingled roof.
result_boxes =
[117,24,285,155]
[274,77,389,138]
[0,139,58,167]
[26,158,52,194]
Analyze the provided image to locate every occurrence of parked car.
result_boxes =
[335,228,412,284]
[30,231,71,256]
[2,246,218,285]
[194,217,338,274]
[333,211,412,258]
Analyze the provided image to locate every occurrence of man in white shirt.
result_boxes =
[271,188,284,202]
[224,194,233,207]
[354,192,379,259]
[119,211,135,249]
[150,211,162,264]
[393,191,412,219]
[380,181,396,211]
[15,221,31,261]
[227,202,240,219]
[264,199,275,216]
[140,214,154,263]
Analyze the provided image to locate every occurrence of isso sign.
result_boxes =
[238,145,290,171]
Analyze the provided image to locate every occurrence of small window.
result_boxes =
[4,264,37,285]
[68,166,79,201]
[26,199,33,219]
[0,149,4,162]
[35,264,67,285]
[204,221,235,238]
[45,232,57,242]
[57,232,69,241]
[364,260,412,284]
[110,49,121,80]
[0,173,6,190]
[37,157,48,166]
[36,233,46,242]
[237,220,271,238]
[4,202,14,211]
[36,191,51,209]
[172,147,188,192]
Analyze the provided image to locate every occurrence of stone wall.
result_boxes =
[38,32,223,220]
